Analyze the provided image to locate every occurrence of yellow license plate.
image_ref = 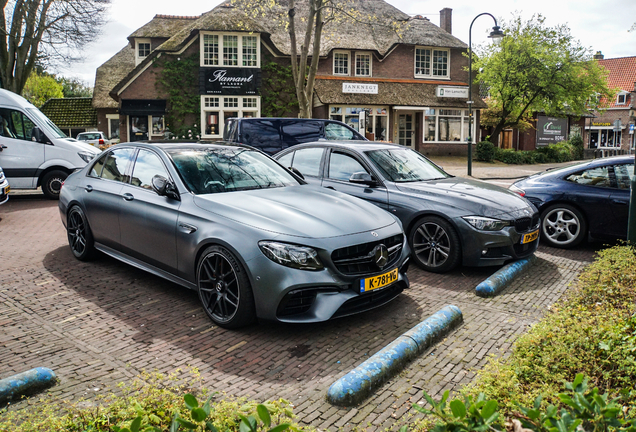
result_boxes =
[360,268,398,293]
[521,229,539,244]
[3,185,9,195]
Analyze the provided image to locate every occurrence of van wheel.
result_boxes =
[42,170,67,199]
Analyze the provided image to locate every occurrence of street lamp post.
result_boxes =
[467,13,504,176]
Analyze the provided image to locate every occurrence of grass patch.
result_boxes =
[0,369,304,432]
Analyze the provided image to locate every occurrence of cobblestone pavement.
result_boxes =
[0,195,600,430]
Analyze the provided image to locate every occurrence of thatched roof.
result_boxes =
[400,16,467,49]
[93,46,135,109]
[314,78,487,108]
[40,98,97,128]
[129,15,199,40]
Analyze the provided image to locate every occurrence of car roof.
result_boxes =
[109,141,255,153]
[279,140,406,153]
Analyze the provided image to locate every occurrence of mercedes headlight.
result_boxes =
[78,151,96,163]
[462,216,509,231]
[259,241,324,271]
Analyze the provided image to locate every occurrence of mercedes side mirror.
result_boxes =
[349,171,377,186]
[152,175,180,201]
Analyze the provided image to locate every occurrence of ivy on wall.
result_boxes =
[155,53,201,138]
[260,61,299,118]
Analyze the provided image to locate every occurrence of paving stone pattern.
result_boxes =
[0,196,597,430]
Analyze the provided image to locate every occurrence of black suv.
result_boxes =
[223,117,366,154]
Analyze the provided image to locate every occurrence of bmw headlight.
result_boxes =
[462,216,509,231]
[258,241,324,271]
[78,151,96,163]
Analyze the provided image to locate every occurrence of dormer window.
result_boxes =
[617,92,628,105]
[355,52,372,77]
[414,47,449,79]
[333,51,350,75]
[135,38,151,65]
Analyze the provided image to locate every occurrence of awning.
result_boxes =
[120,99,167,116]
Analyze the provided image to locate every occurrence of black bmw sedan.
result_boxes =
[275,141,540,273]
[510,155,634,248]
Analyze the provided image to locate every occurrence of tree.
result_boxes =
[474,14,614,146]
[22,71,63,106]
[57,76,92,98]
[0,0,110,95]
[232,0,402,118]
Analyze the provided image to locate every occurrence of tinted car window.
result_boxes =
[614,164,635,189]
[366,148,448,182]
[241,120,280,153]
[566,166,610,187]
[168,148,298,194]
[328,152,368,181]
[281,121,322,145]
[100,148,134,182]
[131,149,170,189]
[290,147,323,177]
[325,122,355,140]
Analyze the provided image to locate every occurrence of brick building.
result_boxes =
[585,53,636,152]
[92,0,486,156]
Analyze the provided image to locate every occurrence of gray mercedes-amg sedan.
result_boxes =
[59,142,410,328]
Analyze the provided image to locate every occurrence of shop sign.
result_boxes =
[342,83,378,94]
[200,68,261,95]
[537,115,568,145]
[436,86,469,98]
[591,122,612,126]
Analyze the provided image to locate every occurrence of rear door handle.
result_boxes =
[611,199,628,205]
[85,185,93,192]
[122,193,134,201]
[325,186,336,191]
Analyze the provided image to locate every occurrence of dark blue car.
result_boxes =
[510,155,634,248]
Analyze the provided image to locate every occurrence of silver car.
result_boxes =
[59,143,410,328]
[0,166,9,205]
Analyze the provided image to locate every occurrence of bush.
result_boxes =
[570,134,584,159]
[476,141,496,162]
[492,141,578,165]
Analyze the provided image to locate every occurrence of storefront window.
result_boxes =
[224,97,239,108]
[201,96,261,138]
[422,109,471,142]
[424,109,436,141]
[329,105,388,141]
[152,116,164,135]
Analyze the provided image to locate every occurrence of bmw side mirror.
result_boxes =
[349,171,377,186]
[152,175,180,201]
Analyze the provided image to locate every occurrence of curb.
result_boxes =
[326,305,462,406]
[0,367,57,405]
[475,255,538,297]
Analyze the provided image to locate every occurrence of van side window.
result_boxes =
[100,148,135,182]
[281,121,322,145]
[325,123,355,140]
[0,109,35,141]
[241,120,280,153]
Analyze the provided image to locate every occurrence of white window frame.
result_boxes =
[199,31,261,68]
[617,92,628,105]
[354,52,372,77]
[135,38,151,65]
[333,51,350,76]
[106,114,119,140]
[422,108,473,143]
[414,47,450,79]
[200,96,261,138]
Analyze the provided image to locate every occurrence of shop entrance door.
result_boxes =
[397,112,414,147]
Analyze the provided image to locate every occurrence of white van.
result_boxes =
[0,89,100,199]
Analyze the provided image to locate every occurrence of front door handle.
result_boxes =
[325,186,336,191]
[611,199,628,205]
[85,185,93,192]
[122,193,134,201]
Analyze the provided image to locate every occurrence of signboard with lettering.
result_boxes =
[342,83,378,94]
[591,122,612,126]
[200,68,261,95]
[436,86,469,98]
[537,115,568,145]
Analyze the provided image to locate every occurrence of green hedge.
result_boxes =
[475,137,582,164]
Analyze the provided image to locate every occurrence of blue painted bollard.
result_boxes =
[475,255,537,297]
[0,367,57,405]
[327,305,462,406]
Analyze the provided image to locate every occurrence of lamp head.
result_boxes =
[489,25,504,44]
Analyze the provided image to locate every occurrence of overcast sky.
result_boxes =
[55,0,636,85]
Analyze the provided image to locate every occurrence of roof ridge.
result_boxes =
[153,14,200,20]
[598,56,636,62]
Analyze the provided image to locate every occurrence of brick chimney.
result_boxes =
[593,51,604,60]
[440,8,452,34]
